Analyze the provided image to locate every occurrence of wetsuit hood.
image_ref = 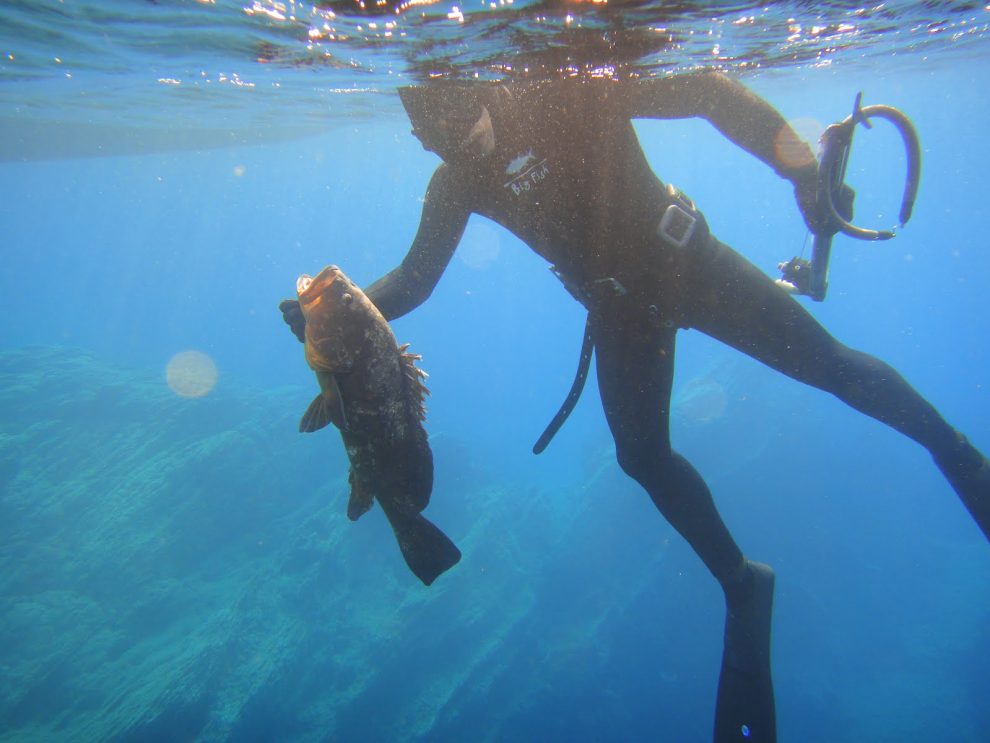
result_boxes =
[399,84,487,158]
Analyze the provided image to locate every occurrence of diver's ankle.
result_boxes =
[722,559,754,609]
[934,433,986,478]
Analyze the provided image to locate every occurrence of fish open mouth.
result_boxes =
[297,265,341,300]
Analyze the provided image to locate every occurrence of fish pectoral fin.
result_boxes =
[299,376,350,433]
[299,394,335,432]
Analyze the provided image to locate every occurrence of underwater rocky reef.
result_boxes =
[1,347,986,742]
[0,347,701,741]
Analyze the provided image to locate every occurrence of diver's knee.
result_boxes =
[823,344,892,403]
[797,340,869,396]
[615,445,660,486]
[615,447,645,481]
[616,446,686,498]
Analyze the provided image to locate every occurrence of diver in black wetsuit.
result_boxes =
[280,73,990,743]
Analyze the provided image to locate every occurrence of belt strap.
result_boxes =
[532,316,594,454]
[535,185,701,453]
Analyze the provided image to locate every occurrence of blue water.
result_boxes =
[2,2,989,741]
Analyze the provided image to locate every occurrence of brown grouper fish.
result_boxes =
[295,265,461,585]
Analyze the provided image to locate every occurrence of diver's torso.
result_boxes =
[463,81,671,284]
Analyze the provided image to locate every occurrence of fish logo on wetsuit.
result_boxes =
[503,149,550,196]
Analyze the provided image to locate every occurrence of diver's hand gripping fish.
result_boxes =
[295,265,461,585]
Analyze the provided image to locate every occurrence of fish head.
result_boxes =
[296,265,375,372]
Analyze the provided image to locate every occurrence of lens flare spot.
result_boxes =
[775,117,822,170]
[166,350,218,398]
[458,221,501,269]
[675,376,728,425]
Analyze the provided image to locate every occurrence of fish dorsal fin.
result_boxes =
[397,343,430,421]
[299,376,349,432]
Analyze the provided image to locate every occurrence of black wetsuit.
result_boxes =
[360,78,987,589]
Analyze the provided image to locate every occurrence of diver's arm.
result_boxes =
[364,164,472,321]
[625,72,818,184]
[624,72,820,228]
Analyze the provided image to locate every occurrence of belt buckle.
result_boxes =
[657,202,697,248]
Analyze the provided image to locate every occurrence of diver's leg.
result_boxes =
[591,310,742,583]
[591,310,776,743]
[690,241,989,541]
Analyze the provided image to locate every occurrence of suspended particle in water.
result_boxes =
[166,350,218,398]
[741,723,751,738]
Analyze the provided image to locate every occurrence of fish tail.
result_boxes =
[378,499,461,586]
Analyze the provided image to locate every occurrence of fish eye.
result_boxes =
[341,292,353,305]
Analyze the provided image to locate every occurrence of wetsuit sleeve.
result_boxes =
[623,72,818,185]
[363,164,473,321]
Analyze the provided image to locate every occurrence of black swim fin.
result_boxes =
[378,498,461,586]
[714,561,776,743]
